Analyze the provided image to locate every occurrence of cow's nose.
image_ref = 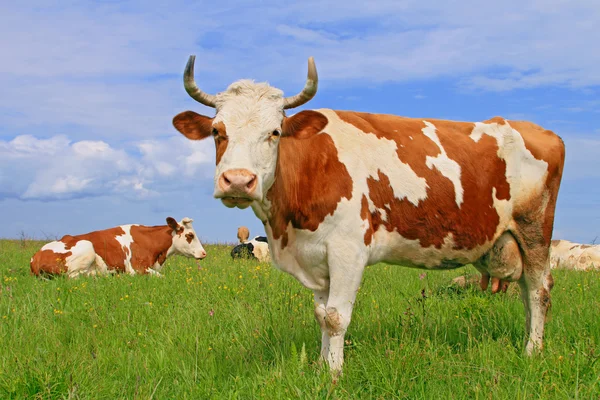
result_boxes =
[197,250,207,259]
[218,169,257,195]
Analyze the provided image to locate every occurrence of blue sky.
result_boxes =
[1,0,599,244]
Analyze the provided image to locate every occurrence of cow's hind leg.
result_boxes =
[511,208,556,355]
[517,243,553,354]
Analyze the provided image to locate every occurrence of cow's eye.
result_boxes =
[212,128,219,136]
[272,130,281,137]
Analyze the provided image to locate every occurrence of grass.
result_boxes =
[1,238,599,399]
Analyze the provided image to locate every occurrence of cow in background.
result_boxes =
[237,226,250,243]
[231,227,271,262]
[549,240,600,270]
[173,55,565,372]
[30,217,206,278]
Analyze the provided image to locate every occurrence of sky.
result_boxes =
[1,0,599,244]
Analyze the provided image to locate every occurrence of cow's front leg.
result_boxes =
[146,268,163,277]
[319,246,366,373]
[313,289,330,361]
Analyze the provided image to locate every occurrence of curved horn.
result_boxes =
[183,55,217,108]
[283,57,318,110]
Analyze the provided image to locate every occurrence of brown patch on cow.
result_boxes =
[267,111,353,249]
[509,120,565,246]
[30,248,72,276]
[129,225,175,274]
[185,232,195,244]
[172,111,214,141]
[580,244,592,249]
[336,111,512,249]
[213,121,229,165]
[282,110,329,139]
[361,195,373,246]
[551,239,561,247]
[75,227,130,273]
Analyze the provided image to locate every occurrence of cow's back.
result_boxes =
[324,110,559,260]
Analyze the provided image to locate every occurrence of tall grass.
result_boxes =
[0,239,599,399]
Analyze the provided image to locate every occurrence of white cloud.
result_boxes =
[0,134,214,201]
[0,0,598,145]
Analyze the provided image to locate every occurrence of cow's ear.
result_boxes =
[173,111,213,140]
[166,217,181,232]
[282,110,328,139]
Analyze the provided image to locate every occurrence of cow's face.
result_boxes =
[167,217,207,260]
[173,56,318,209]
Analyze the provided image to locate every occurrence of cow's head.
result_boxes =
[173,56,319,209]
[166,216,207,260]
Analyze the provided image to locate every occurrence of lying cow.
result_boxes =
[30,217,206,278]
[173,55,564,371]
[550,240,600,270]
[231,235,270,262]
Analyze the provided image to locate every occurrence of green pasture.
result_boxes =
[0,239,598,399]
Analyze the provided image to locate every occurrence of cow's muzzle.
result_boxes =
[216,169,258,208]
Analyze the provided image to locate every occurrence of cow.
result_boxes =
[231,235,270,262]
[549,240,600,270]
[172,55,565,372]
[237,226,250,243]
[30,217,206,278]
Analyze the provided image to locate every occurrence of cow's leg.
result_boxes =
[146,269,163,277]
[320,246,366,372]
[517,244,553,354]
[313,289,330,361]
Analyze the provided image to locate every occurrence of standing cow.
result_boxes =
[172,56,565,371]
[30,217,206,278]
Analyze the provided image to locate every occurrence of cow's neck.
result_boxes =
[259,131,353,247]
[135,225,176,266]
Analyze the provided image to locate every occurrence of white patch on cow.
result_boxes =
[421,121,464,207]
[62,240,96,278]
[115,225,137,275]
[318,109,428,206]
[470,120,548,205]
[41,240,70,253]
[248,238,271,262]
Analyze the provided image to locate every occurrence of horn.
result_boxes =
[183,55,217,108]
[283,57,318,110]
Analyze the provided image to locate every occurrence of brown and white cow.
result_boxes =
[172,56,565,371]
[237,226,250,243]
[30,217,206,278]
[550,240,600,270]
